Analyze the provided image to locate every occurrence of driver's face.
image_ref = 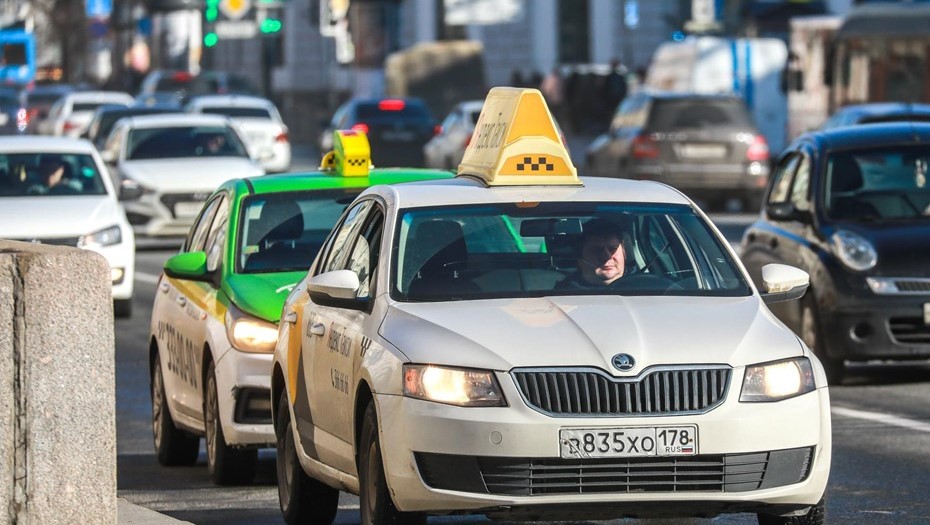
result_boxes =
[580,233,625,284]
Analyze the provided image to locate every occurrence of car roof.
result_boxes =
[638,90,745,102]
[799,122,930,150]
[365,175,691,210]
[219,168,456,196]
[66,91,134,103]
[120,113,234,128]
[188,94,273,108]
[0,136,97,154]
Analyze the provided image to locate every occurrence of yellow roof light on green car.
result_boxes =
[458,87,580,187]
[319,129,373,177]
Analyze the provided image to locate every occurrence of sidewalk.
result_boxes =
[118,498,193,525]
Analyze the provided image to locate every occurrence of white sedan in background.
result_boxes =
[185,95,291,173]
[99,113,265,238]
[0,136,135,317]
[423,100,483,170]
[38,90,135,138]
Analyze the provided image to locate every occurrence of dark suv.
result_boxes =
[585,92,770,211]
[320,98,438,168]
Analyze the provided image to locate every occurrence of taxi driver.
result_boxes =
[567,218,630,287]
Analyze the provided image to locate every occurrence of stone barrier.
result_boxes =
[0,240,116,525]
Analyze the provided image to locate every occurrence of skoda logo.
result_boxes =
[611,353,635,372]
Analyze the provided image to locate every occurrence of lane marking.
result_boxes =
[135,271,160,284]
[833,406,930,434]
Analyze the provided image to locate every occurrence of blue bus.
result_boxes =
[0,29,36,87]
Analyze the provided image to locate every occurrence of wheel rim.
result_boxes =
[206,374,218,468]
[365,443,378,521]
[152,362,164,450]
[277,424,294,510]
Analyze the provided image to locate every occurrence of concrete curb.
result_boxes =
[117,499,194,525]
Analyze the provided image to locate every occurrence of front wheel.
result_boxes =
[151,355,200,466]
[758,498,825,525]
[800,296,845,385]
[358,402,426,525]
[276,393,339,525]
[205,362,257,485]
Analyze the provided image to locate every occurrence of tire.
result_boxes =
[800,296,845,385]
[151,356,200,466]
[758,498,825,525]
[114,298,133,318]
[276,393,339,525]
[205,362,257,485]
[358,402,426,525]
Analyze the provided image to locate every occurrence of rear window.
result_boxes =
[860,114,930,125]
[649,99,753,130]
[356,101,432,122]
[156,76,194,92]
[73,102,111,112]
[202,107,272,119]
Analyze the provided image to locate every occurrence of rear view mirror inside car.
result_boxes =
[519,217,583,237]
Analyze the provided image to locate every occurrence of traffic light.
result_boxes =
[205,0,219,22]
[260,17,282,33]
[204,32,218,46]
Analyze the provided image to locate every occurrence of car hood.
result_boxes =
[225,271,306,322]
[838,221,930,276]
[0,196,123,239]
[380,295,801,373]
[121,158,264,191]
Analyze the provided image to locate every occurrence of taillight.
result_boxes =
[351,123,369,134]
[62,121,78,132]
[433,124,442,136]
[631,134,659,159]
[746,135,769,162]
[275,128,289,142]
[378,99,405,111]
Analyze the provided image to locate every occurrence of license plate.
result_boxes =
[174,201,203,218]
[924,303,930,325]
[678,144,726,159]
[382,130,415,141]
[559,426,697,459]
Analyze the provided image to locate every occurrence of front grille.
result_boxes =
[416,447,814,496]
[10,236,80,247]
[160,192,209,218]
[512,367,731,416]
[894,279,930,293]
[889,317,930,344]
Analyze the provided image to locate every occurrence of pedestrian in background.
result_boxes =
[604,58,628,112]
[540,66,564,123]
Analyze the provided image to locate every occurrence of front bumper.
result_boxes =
[123,192,208,237]
[214,345,275,447]
[821,295,930,361]
[375,374,830,518]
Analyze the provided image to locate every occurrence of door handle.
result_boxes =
[159,281,169,293]
[176,296,187,307]
[284,312,298,325]
[310,322,325,336]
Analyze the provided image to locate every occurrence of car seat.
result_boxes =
[245,201,306,271]
[829,156,880,220]
[407,220,478,298]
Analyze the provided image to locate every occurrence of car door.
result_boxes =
[155,196,221,426]
[299,199,376,474]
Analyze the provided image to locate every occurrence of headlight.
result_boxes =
[403,364,506,407]
[78,225,122,248]
[740,357,815,402]
[225,304,278,353]
[830,230,877,271]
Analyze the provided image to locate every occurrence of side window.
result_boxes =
[767,155,801,204]
[204,196,230,273]
[346,209,384,300]
[790,155,812,211]
[318,200,374,275]
[185,197,221,252]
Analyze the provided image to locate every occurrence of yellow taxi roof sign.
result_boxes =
[320,129,371,177]
[458,87,579,186]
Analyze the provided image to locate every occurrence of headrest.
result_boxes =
[831,156,864,193]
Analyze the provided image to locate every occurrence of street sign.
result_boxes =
[219,0,252,21]
[215,20,258,38]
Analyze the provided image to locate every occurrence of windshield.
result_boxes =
[0,153,108,197]
[127,125,249,160]
[238,189,361,273]
[824,146,930,222]
[201,107,272,119]
[392,203,750,301]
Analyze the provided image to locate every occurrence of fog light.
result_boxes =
[234,388,272,424]
[111,267,125,285]
[851,322,872,342]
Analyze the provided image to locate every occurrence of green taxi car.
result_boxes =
[148,130,453,484]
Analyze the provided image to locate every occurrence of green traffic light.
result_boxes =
[205,6,218,21]
[204,32,218,47]
[260,18,282,33]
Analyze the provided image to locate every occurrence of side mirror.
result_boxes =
[100,150,116,164]
[118,179,144,201]
[163,251,210,281]
[307,269,366,309]
[766,202,811,223]
[760,263,809,304]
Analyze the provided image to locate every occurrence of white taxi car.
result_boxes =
[271,88,831,525]
[185,94,291,173]
[0,136,135,316]
[100,113,264,238]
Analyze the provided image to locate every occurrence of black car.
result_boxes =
[83,104,180,149]
[320,97,438,167]
[585,91,770,211]
[821,103,930,130]
[740,123,930,384]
